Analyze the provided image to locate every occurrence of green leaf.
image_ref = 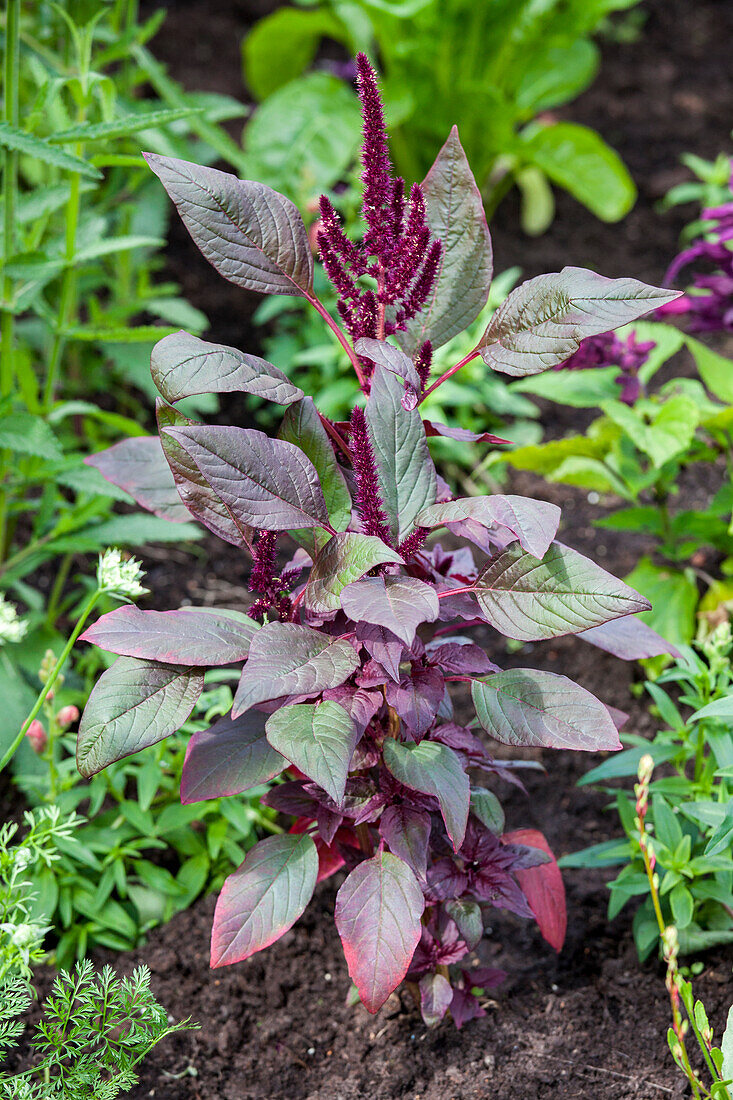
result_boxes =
[48,106,202,144]
[383,738,469,850]
[511,366,622,408]
[279,396,351,546]
[623,557,698,647]
[686,335,733,403]
[304,532,403,614]
[0,121,102,178]
[242,9,347,100]
[721,1005,733,1082]
[601,395,699,468]
[0,412,62,460]
[521,122,636,222]
[265,701,359,803]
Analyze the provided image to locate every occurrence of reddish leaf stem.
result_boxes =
[420,348,481,402]
[306,292,369,391]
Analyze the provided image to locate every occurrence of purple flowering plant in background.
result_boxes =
[77,57,678,1026]
[554,330,655,406]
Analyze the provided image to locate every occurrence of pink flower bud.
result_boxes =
[26,720,47,754]
[56,705,80,730]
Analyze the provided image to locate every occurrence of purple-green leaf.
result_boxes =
[265,700,358,803]
[341,575,439,646]
[161,424,330,538]
[469,787,505,834]
[144,154,314,297]
[85,437,191,523]
[233,622,360,717]
[479,267,681,376]
[378,805,431,880]
[416,494,560,559]
[366,364,437,543]
[472,669,622,751]
[354,338,422,409]
[383,737,469,851]
[445,899,483,951]
[304,533,402,614]
[279,397,351,540]
[81,605,258,666]
[211,834,318,967]
[335,852,424,1013]
[181,709,285,803]
[151,331,303,406]
[385,668,445,737]
[577,616,678,660]
[398,127,493,355]
[77,657,203,777]
[419,972,453,1027]
[473,541,650,641]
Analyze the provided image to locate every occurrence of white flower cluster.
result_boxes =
[0,595,28,647]
[96,548,148,600]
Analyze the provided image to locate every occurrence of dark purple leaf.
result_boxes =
[422,420,510,445]
[304,533,402,613]
[398,127,492,355]
[144,154,314,297]
[85,436,191,523]
[450,986,486,1029]
[81,605,258,666]
[383,737,469,850]
[265,701,359,803]
[366,364,437,543]
[577,616,679,660]
[419,972,453,1027]
[335,852,424,1013]
[473,541,650,641]
[472,669,621,752]
[161,424,330,538]
[356,623,404,682]
[77,657,203,777]
[233,622,360,716]
[385,667,445,737]
[211,833,318,967]
[355,338,421,409]
[425,638,498,676]
[479,266,680,376]
[322,685,381,734]
[416,494,560,560]
[341,575,439,646]
[151,330,303,406]
[445,899,483,950]
[262,780,319,817]
[181,709,285,803]
[379,805,431,880]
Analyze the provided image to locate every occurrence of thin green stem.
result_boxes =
[0,588,101,774]
[44,140,84,411]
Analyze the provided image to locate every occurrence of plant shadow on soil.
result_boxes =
[9,0,733,1095]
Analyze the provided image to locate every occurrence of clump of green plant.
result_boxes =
[635,754,733,1100]
[564,622,733,958]
[0,962,194,1099]
[242,0,639,234]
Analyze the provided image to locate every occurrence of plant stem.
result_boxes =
[420,348,481,402]
[0,588,100,774]
[306,293,368,391]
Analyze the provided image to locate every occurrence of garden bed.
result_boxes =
[7,0,733,1096]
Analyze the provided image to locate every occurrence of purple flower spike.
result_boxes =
[349,406,393,543]
[356,53,393,257]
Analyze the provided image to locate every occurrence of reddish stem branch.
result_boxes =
[306,293,369,391]
[436,586,475,599]
[318,412,351,459]
[420,348,481,402]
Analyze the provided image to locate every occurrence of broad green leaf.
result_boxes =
[77,658,203,776]
[145,154,314,297]
[601,395,699,468]
[397,126,492,355]
[304,532,403,613]
[265,701,359,802]
[0,121,101,178]
[383,738,469,850]
[181,709,285,803]
[444,899,483,951]
[233,622,360,716]
[479,267,679,376]
[721,1006,733,1082]
[152,330,303,406]
[472,669,620,751]
[623,557,698,647]
[335,852,424,1013]
[469,787,505,834]
[474,541,649,641]
[686,335,733,403]
[242,8,347,100]
[522,122,636,222]
[211,833,318,966]
[366,363,437,542]
[0,413,62,461]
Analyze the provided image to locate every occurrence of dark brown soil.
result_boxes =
[10,1,733,1097]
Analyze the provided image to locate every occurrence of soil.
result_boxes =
[10,0,733,1097]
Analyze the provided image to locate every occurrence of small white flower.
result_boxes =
[0,594,28,646]
[97,548,148,599]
